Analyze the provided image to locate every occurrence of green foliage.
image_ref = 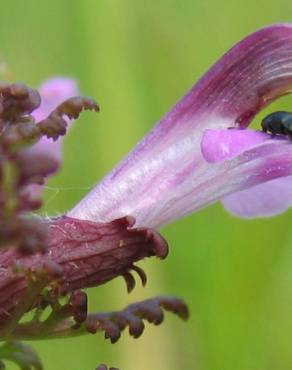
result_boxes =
[0,342,42,370]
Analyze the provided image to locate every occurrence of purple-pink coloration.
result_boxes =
[0,216,167,324]
[201,129,292,217]
[2,25,292,353]
[27,77,78,167]
[33,78,79,122]
[23,78,79,197]
[201,129,271,163]
[68,24,292,226]
[202,129,292,217]
[222,176,292,218]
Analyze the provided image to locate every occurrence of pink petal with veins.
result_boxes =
[69,24,292,227]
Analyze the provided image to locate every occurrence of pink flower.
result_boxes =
[2,24,292,350]
[67,24,292,227]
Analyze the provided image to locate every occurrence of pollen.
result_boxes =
[119,239,125,247]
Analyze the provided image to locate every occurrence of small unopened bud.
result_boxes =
[69,290,88,323]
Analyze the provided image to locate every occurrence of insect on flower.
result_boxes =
[69,23,292,224]
[261,111,292,136]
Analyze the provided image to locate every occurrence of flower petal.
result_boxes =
[201,129,270,163]
[222,176,292,218]
[69,24,292,227]
[202,128,292,218]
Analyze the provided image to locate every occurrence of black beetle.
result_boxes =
[261,111,292,135]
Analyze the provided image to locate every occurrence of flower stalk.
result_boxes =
[0,79,187,369]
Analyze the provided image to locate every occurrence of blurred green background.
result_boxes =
[2,1,292,369]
